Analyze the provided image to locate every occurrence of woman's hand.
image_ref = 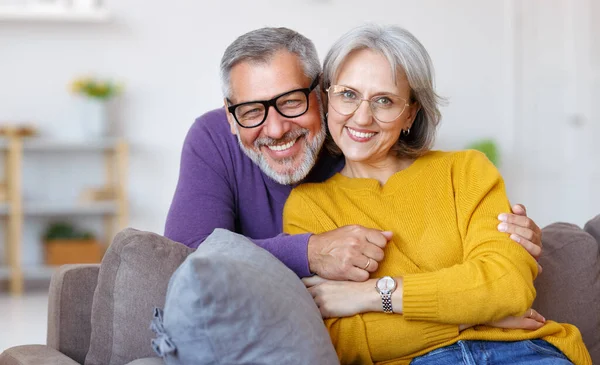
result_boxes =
[498,204,543,272]
[485,308,546,331]
[302,275,378,318]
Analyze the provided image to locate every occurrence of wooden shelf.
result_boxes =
[0,138,122,151]
[1,136,128,295]
[0,6,110,22]
[0,201,118,216]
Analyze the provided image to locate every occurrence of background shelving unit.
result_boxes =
[0,135,128,295]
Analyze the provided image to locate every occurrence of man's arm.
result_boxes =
[164,112,312,276]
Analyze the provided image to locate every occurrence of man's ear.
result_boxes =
[223,99,237,135]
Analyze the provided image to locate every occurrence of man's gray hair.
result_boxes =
[323,24,443,158]
[220,27,322,100]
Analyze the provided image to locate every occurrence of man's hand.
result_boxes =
[498,204,543,272]
[307,225,393,281]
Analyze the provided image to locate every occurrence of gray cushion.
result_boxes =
[533,221,600,364]
[85,228,193,365]
[126,358,164,365]
[584,214,600,244]
[152,229,339,365]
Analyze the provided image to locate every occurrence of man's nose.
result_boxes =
[262,106,292,139]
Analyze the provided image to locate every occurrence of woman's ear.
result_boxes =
[406,102,421,129]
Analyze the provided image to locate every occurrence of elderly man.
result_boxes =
[165,27,542,281]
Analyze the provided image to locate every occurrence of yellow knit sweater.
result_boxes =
[283,150,591,365]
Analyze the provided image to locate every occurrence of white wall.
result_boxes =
[1,0,594,264]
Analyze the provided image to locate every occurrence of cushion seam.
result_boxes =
[106,245,125,365]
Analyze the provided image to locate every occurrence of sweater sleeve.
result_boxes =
[165,111,312,276]
[402,150,538,324]
[284,188,459,363]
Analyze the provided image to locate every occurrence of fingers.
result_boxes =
[511,204,527,216]
[308,225,391,281]
[353,255,379,273]
[519,318,545,330]
[346,266,370,282]
[302,275,327,288]
[364,229,389,249]
[498,213,542,237]
[380,231,393,240]
[498,213,543,259]
[521,308,546,330]
[360,228,392,262]
[508,234,542,259]
[527,308,546,323]
[361,243,385,262]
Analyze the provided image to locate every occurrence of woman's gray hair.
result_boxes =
[323,24,444,158]
[220,27,322,100]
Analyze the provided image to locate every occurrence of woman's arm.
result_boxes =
[284,191,461,361]
[398,151,537,324]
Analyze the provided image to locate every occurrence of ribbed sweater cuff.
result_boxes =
[419,323,460,345]
[402,272,440,321]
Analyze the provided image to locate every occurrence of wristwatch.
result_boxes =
[376,276,397,313]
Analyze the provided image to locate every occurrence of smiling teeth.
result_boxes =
[267,139,296,151]
[347,128,376,139]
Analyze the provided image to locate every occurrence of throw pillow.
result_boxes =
[151,228,339,365]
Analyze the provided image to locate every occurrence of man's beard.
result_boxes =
[235,121,326,185]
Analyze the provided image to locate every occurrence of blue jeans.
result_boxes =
[410,340,573,365]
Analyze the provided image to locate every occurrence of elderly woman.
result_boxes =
[283,24,590,365]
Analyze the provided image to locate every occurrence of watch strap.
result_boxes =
[381,292,393,313]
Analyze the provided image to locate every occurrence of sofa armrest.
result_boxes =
[47,264,100,365]
[0,345,80,365]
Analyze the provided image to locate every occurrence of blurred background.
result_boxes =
[0,0,598,350]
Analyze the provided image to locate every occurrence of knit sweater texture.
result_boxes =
[283,150,591,365]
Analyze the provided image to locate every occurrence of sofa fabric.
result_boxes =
[583,214,600,243]
[2,216,599,365]
[153,229,339,365]
[47,264,100,365]
[533,220,600,363]
[84,228,193,365]
[0,345,81,365]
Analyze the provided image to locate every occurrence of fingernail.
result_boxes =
[498,213,508,222]
[542,316,546,322]
[510,234,521,243]
[497,222,508,232]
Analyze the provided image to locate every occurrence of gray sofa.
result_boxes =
[1,216,599,365]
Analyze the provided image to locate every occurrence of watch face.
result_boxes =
[377,276,396,293]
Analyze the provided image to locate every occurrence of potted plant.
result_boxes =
[43,222,104,266]
[466,139,500,167]
[69,76,123,139]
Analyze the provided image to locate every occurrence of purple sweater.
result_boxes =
[165,108,343,277]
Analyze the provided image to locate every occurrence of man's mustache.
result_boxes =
[254,129,309,148]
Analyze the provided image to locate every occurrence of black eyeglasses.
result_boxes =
[227,76,319,128]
